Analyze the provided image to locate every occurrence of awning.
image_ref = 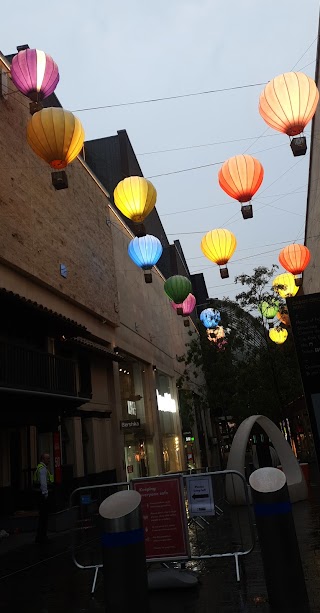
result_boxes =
[67,336,124,361]
[0,288,88,336]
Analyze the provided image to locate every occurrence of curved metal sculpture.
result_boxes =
[226,414,307,505]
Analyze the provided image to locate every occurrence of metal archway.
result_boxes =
[226,415,307,505]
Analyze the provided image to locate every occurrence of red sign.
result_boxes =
[53,432,62,484]
[133,476,189,561]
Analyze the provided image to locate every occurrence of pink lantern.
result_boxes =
[11,48,59,102]
[171,293,196,316]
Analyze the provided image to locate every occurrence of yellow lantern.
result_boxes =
[114,177,157,224]
[269,327,288,345]
[272,273,299,299]
[201,229,237,278]
[27,108,85,169]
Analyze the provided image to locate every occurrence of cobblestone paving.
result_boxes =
[0,486,320,613]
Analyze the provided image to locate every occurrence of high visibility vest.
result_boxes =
[33,463,54,487]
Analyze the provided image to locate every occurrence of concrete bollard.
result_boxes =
[249,467,309,612]
[99,490,149,613]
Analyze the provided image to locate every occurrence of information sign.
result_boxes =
[186,476,215,517]
[133,475,189,561]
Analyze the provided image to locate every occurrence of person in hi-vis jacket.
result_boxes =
[33,453,54,544]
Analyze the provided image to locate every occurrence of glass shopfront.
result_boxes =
[156,371,182,473]
[119,360,156,480]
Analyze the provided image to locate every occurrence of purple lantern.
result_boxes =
[11,49,59,102]
[171,293,196,316]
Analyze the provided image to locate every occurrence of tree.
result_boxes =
[178,266,303,427]
[235,265,303,416]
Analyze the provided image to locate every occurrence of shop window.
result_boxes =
[119,361,146,423]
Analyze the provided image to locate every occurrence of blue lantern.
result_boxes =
[200,308,221,329]
[128,234,163,283]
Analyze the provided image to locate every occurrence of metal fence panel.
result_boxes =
[69,470,254,585]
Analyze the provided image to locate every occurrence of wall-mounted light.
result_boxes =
[119,368,123,372]
[153,365,157,372]
[114,346,120,355]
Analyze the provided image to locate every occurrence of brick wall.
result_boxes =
[0,67,119,326]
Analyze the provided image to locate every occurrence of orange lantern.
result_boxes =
[218,155,264,219]
[277,307,290,327]
[279,244,311,286]
[259,72,319,156]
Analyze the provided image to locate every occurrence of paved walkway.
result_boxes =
[1,486,320,612]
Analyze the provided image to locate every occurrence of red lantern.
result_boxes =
[279,244,311,286]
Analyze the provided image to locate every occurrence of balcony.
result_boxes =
[0,340,81,398]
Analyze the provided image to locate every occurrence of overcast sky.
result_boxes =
[2,1,319,301]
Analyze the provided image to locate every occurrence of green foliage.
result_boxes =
[179,266,303,425]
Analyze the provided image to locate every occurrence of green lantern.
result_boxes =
[258,299,279,328]
[164,275,192,304]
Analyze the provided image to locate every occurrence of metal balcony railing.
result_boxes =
[0,340,79,397]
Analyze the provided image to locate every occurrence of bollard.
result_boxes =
[249,467,309,612]
[99,489,149,613]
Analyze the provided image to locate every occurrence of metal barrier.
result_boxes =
[185,470,255,581]
[69,481,129,593]
[69,470,254,593]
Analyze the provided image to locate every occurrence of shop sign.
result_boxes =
[120,419,141,430]
[186,476,215,517]
[53,431,62,484]
[133,475,189,561]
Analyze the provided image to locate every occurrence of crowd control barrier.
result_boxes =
[69,469,255,594]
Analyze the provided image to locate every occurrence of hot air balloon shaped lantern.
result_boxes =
[279,244,311,286]
[164,276,192,314]
[258,299,279,329]
[272,273,299,298]
[201,229,237,278]
[128,234,162,283]
[277,306,290,327]
[27,108,85,190]
[171,293,196,326]
[218,155,264,219]
[114,177,157,236]
[259,72,319,156]
[11,47,60,115]
[269,327,288,345]
[200,308,221,329]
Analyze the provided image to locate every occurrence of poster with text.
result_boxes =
[133,475,189,561]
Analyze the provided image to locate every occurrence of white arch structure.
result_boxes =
[226,415,307,505]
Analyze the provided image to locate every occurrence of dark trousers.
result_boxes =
[36,495,49,542]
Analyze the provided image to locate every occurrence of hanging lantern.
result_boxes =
[172,293,196,327]
[272,273,299,299]
[200,308,221,329]
[114,177,157,234]
[171,293,196,325]
[218,155,264,219]
[278,244,311,286]
[164,275,192,308]
[128,234,162,283]
[259,72,319,156]
[269,327,288,345]
[277,307,290,327]
[258,300,279,328]
[201,229,237,278]
[11,48,59,114]
[27,108,84,190]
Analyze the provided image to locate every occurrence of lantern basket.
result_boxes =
[241,204,253,219]
[220,267,229,279]
[29,101,43,115]
[290,136,307,157]
[51,171,68,191]
[144,272,152,284]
